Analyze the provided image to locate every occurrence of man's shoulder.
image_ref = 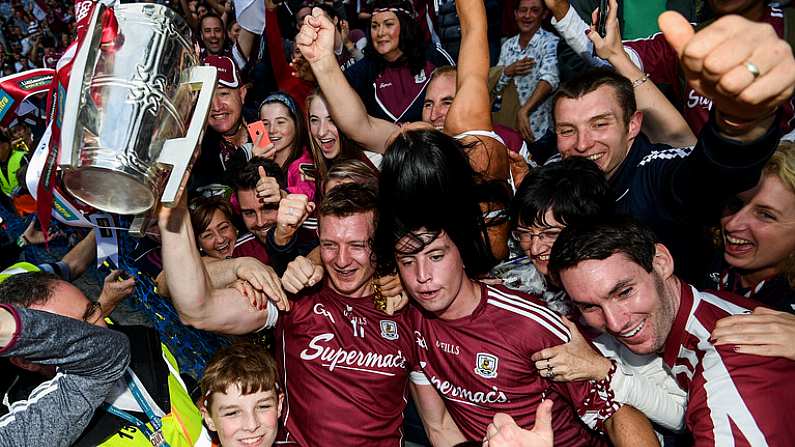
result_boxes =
[480,284,571,344]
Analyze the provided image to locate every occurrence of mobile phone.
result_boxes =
[596,0,609,37]
[247,121,271,147]
[101,259,131,280]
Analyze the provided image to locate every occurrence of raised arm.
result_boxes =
[158,199,285,335]
[442,0,492,136]
[296,8,397,154]
[590,0,695,147]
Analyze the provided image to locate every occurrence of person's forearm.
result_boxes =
[159,207,216,324]
[551,5,611,67]
[237,27,257,62]
[610,55,695,147]
[204,256,245,287]
[426,419,468,446]
[311,55,394,153]
[605,405,660,447]
[206,0,225,15]
[547,0,571,21]
[714,110,777,143]
[520,80,553,114]
[61,231,97,280]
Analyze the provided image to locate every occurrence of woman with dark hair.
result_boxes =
[258,92,317,201]
[344,0,454,123]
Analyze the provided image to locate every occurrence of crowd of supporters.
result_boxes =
[2,0,795,446]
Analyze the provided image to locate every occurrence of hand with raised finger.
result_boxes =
[274,194,316,246]
[711,306,795,361]
[281,255,324,294]
[530,317,611,382]
[255,166,284,204]
[484,401,554,447]
[659,11,795,123]
[295,7,336,64]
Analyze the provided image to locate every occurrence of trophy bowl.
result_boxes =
[59,3,216,215]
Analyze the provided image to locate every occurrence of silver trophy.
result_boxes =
[59,3,216,221]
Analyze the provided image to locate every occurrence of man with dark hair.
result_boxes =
[159,183,462,445]
[552,14,795,283]
[227,157,316,273]
[548,217,795,445]
[199,13,228,57]
[0,272,211,446]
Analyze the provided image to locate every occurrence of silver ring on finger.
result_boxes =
[745,62,761,79]
[545,359,551,370]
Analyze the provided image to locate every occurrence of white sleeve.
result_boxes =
[550,6,610,68]
[409,371,430,385]
[594,335,687,432]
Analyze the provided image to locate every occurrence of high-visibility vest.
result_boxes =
[99,344,211,447]
[0,149,26,196]
[0,261,40,282]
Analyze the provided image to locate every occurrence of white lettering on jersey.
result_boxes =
[435,340,460,355]
[300,333,407,375]
[415,331,428,350]
[687,90,713,110]
[313,303,336,324]
[428,375,509,407]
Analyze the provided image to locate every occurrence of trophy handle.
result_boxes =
[59,3,105,167]
[157,65,217,207]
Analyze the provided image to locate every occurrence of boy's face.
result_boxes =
[203,384,283,447]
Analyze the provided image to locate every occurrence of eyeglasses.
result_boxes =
[511,226,564,245]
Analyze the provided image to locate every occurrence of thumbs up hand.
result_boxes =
[255,166,285,205]
[659,12,795,124]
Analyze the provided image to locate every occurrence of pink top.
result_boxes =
[286,149,316,202]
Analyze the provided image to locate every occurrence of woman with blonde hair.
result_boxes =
[711,141,795,360]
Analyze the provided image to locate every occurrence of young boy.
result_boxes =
[199,343,283,447]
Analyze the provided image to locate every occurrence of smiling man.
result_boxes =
[190,55,253,196]
[548,11,795,285]
[549,216,795,446]
[160,183,462,446]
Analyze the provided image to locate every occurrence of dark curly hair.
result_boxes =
[365,0,428,76]
[374,128,496,277]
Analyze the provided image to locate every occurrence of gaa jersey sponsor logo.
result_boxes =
[299,333,407,375]
[415,331,428,350]
[429,375,509,406]
[313,303,336,324]
[380,320,398,340]
[474,353,499,379]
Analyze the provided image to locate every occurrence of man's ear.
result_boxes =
[239,84,248,104]
[627,110,643,141]
[652,243,674,280]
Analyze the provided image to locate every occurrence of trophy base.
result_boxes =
[63,167,156,215]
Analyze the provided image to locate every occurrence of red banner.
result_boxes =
[0,69,55,127]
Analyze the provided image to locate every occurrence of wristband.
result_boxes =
[631,73,650,88]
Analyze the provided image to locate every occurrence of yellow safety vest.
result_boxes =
[99,345,211,446]
[0,149,26,196]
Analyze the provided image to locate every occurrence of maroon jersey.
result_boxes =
[409,283,618,444]
[624,4,793,135]
[232,233,270,265]
[274,284,417,446]
[663,283,795,446]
